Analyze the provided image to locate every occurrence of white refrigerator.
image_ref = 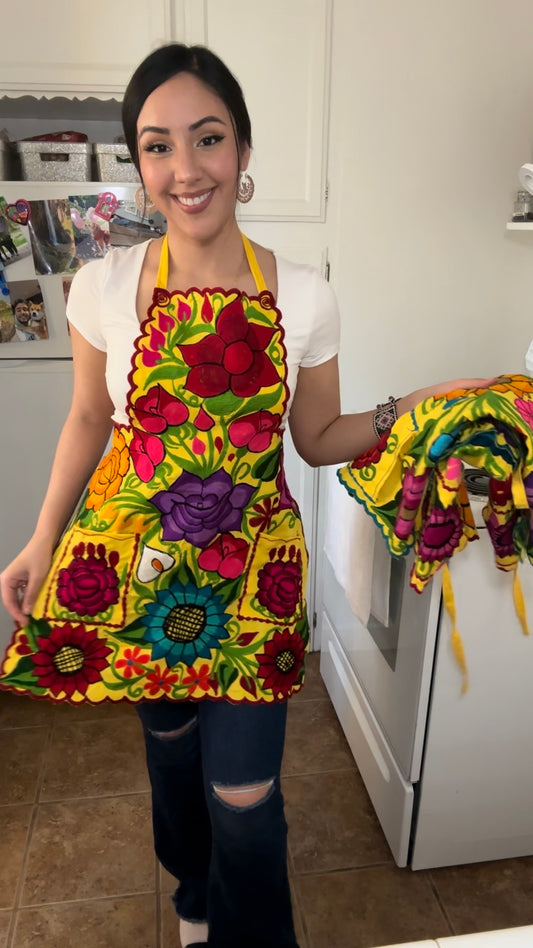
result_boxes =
[0,180,142,652]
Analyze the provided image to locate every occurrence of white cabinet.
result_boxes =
[1,0,175,98]
[198,0,332,221]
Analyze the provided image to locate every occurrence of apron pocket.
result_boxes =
[35,527,142,629]
[237,529,308,625]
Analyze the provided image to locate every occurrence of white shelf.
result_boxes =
[507,222,533,230]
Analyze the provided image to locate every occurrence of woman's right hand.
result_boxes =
[0,538,54,627]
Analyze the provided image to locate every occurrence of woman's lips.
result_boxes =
[172,189,214,213]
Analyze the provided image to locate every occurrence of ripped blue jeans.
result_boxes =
[136,698,299,948]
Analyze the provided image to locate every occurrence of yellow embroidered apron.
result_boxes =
[0,235,309,704]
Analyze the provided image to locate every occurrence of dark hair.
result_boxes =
[122,43,252,175]
[13,299,27,308]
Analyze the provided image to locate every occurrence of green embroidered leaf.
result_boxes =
[1,656,43,691]
[143,362,189,384]
[233,388,282,417]
[24,617,51,650]
[204,391,242,416]
[212,577,242,605]
[112,618,148,645]
[177,560,197,586]
[251,447,281,482]
[217,662,239,693]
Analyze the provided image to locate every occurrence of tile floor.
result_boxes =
[2,652,533,948]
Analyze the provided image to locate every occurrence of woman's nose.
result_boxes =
[172,145,201,184]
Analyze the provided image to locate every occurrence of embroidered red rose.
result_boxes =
[256,547,302,618]
[178,298,279,399]
[56,542,120,617]
[133,384,189,433]
[130,427,165,482]
[228,410,280,453]
[351,431,391,469]
[198,533,250,579]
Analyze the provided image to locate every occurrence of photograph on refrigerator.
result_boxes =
[68,194,110,262]
[1,277,49,342]
[28,198,79,276]
[0,197,32,270]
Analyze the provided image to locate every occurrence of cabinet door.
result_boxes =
[1,0,173,97]
[189,0,331,221]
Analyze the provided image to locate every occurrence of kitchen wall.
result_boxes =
[326,0,533,411]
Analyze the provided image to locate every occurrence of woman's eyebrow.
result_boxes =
[188,115,227,131]
[138,125,170,138]
[138,116,227,138]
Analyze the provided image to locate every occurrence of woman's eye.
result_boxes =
[144,142,170,154]
[198,134,224,147]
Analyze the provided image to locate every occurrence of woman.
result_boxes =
[0,44,489,948]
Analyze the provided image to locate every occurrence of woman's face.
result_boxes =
[137,72,249,243]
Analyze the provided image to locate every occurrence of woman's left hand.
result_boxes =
[400,377,497,414]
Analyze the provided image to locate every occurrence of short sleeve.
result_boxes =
[66,258,107,351]
[299,269,340,368]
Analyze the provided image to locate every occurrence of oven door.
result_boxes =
[320,534,442,783]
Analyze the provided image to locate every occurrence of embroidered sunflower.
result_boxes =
[142,581,231,667]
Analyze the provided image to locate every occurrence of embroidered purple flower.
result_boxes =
[56,542,120,617]
[150,469,255,548]
[418,506,463,563]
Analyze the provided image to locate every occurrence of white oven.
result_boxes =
[319,470,533,869]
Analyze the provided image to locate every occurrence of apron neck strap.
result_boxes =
[155,232,267,294]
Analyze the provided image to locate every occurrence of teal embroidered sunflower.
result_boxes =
[142,582,231,667]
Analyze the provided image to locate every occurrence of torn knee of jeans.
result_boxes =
[212,778,275,810]
[147,716,198,740]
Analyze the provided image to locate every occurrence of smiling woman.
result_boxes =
[0,40,491,948]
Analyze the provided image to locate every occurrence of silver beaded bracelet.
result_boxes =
[372,395,398,438]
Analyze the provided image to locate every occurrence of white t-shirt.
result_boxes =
[66,240,340,426]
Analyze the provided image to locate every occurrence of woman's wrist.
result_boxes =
[372,395,399,438]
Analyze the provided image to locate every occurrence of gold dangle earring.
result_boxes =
[134,185,157,215]
[237,171,255,204]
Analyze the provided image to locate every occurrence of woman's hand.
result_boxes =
[0,538,54,627]
[399,377,497,414]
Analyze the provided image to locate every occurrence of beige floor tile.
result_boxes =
[295,865,451,948]
[40,716,149,801]
[284,770,392,873]
[291,651,328,703]
[0,805,33,911]
[160,891,181,947]
[282,699,354,775]
[290,879,309,948]
[12,893,157,948]
[0,692,55,730]
[0,726,48,805]
[21,794,155,906]
[430,857,533,935]
[159,861,178,895]
[52,699,138,723]
[0,911,12,948]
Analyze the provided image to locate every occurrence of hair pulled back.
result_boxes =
[122,43,252,174]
